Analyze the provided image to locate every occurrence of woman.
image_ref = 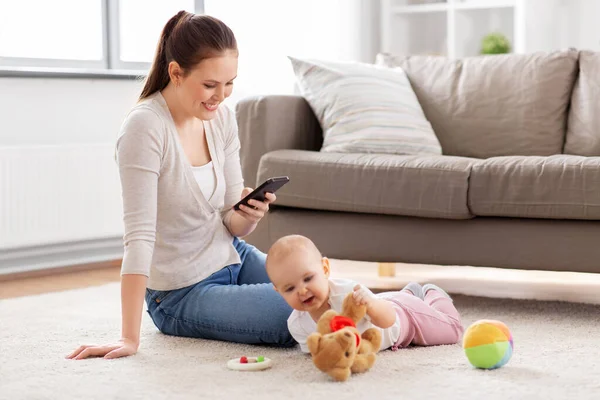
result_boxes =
[67,11,295,360]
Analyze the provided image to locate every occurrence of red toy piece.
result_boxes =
[330,315,361,347]
[330,315,356,331]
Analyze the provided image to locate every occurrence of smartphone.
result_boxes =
[233,176,290,211]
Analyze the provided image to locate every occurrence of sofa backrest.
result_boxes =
[376,49,579,159]
[564,50,600,156]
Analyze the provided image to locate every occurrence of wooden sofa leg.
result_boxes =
[377,262,396,277]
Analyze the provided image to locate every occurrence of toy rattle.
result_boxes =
[227,356,273,371]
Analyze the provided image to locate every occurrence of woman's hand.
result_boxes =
[235,187,275,224]
[66,338,139,360]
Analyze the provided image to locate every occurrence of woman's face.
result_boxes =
[175,49,238,120]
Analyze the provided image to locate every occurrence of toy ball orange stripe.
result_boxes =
[463,320,510,349]
[484,319,512,341]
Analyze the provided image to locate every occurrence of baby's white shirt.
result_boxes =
[287,278,401,352]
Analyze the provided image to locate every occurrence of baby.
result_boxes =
[265,234,464,352]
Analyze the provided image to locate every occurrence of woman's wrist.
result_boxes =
[121,336,140,349]
[228,211,259,237]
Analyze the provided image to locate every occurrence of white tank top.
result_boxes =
[191,161,217,207]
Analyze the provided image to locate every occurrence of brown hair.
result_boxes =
[139,11,237,101]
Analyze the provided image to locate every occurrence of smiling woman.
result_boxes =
[66,11,297,361]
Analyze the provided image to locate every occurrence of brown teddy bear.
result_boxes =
[306,292,382,381]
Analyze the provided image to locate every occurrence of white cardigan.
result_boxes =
[116,92,244,290]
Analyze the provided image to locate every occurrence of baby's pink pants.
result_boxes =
[379,289,464,350]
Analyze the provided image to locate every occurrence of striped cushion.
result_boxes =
[289,57,441,155]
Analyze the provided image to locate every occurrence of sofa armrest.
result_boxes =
[236,95,322,187]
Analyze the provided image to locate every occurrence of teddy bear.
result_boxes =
[306,292,382,381]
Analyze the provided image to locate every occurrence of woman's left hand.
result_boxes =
[235,187,275,224]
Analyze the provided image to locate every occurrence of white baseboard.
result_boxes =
[0,237,123,275]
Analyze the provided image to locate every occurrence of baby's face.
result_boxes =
[269,252,330,312]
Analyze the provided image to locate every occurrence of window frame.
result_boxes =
[0,0,205,79]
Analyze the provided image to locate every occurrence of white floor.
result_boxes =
[329,259,600,305]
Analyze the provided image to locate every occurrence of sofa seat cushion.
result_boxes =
[257,150,479,219]
[469,155,600,220]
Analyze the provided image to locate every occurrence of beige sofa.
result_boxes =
[236,49,600,274]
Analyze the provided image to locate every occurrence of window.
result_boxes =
[0,0,203,74]
[1,0,367,90]
[0,0,104,68]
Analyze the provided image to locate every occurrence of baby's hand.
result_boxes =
[353,284,376,308]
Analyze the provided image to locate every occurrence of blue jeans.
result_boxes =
[145,237,296,347]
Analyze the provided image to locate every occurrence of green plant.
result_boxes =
[481,32,511,55]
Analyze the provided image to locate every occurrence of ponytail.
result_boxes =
[138,11,191,101]
[138,11,238,102]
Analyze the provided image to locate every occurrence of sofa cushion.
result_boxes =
[288,57,442,156]
[257,150,479,219]
[376,50,579,158]
[564,50,600,156]
[469,155,600,220]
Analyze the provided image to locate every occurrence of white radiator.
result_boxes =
[0,144,124,272]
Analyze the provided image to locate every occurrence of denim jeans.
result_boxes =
[145,237,296,347]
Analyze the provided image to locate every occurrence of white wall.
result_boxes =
[207,0,381,104]
[0,78,142,146]
[570,0,600,51]
[359,0,381,63]
[0,77,142,272]
[524,0,600,53]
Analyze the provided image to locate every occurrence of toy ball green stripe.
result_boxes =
[462,320,513,369]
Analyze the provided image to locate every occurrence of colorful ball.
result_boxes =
[462,319,513,369]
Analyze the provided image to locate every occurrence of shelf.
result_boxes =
[454,6,514,58]
[393,0,516,14]
[382,0,585,60]
[392,3,448,14]
[454,0,515,11]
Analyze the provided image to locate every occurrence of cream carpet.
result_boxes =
[2,282,599,400]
